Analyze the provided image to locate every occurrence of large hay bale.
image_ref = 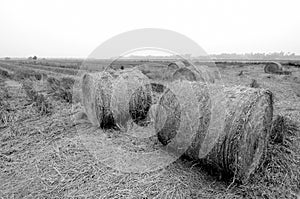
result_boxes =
[205,86,273,182]
[192,64,220,83]
[156,82,273,182]
[129,82,165,126]
[81,72,115,128]
[264,62,283,74]
[172,67,198,82]
[156,81,211,157]
[167,61,186,70]
[110,69,150,130]
[136,63,168,80]
[0,68,10,78]
[172,65,217,83]
[81,69,151,129]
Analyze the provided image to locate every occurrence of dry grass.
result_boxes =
[47,76,74,103]
[0,81,13,128]
[263,61,291,75]
[22,80,52,115]
[250,79,260,88]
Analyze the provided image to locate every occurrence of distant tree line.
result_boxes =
[208,52,300,60]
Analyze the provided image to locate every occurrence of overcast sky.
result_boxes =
[0,0,299,58]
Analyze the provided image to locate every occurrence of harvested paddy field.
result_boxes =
[0,60,299,198]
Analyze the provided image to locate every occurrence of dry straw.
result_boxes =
[156,81,273,182]
[46,76,74,103]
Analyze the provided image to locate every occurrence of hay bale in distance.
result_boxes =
[0,68,10,78]
[172,65,217,83]
[167,61,186,70]
[156,82,273,182]
[264,62,283,74]
[172,67,198,82]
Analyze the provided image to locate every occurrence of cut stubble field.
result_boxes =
[0,60,299,198]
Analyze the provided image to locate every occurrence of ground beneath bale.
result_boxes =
[0,63,300,198]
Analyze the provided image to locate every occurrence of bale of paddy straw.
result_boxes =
[264,61,283,74]
[129,82,165,126]
[81,72,115,128]
[110,69,150,130]
[172,67,198,82]
[172,65,216,83]
[81,69,151,129]
[156,81,273,182]
[167,61,186,70]
[156,81,211,156]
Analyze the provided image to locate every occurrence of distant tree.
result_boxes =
[28,56,33,60]
[4,57,10,60]
[33,56,37,60]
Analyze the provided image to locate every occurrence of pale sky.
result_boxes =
[0,0,299,58]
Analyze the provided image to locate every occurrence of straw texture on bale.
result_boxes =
[264,62,283,74]
[81,72,115,128]
[156,81,211,158]
[208,86,273,182]
[156,82,273,182]
[110,69,150,130]
[129,82,165,126]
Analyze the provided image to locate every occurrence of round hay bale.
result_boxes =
[0,69,9,78]
[205,86,273,182]
[110,69,150,130]
[167,61,186,70]
[156,83,273,182]
[129,82,166,127]
[172,65,217,83]
[81,72,115,128]
[172,67,198,82]
[264,62,283,74]
[192,64,220,83]
[156,81,211,157]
